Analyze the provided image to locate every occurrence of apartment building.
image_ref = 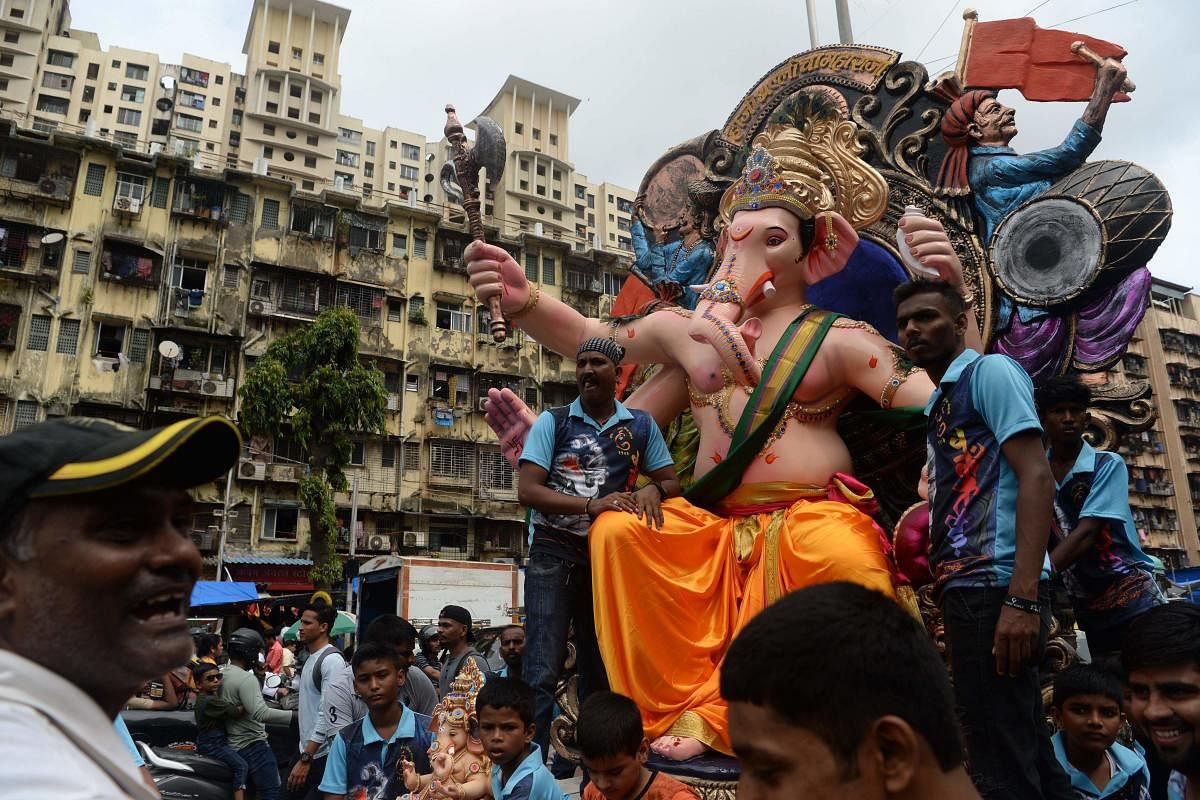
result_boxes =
[1109,279,1200,572]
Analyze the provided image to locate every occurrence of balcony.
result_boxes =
[100,239,163,288]
[172,179,229,225]
[148,369,235,399]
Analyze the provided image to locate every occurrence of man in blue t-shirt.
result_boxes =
[1038,376,1166,659]
[896,279,1072,800]
[516,337,680,762]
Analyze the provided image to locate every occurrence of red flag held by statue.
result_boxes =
[957,14,1130,103]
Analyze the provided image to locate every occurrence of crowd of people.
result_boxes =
[0,277,1194,800]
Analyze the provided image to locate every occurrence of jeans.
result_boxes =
[941,585,1074,800]
[523,551,609,761]
[239,739,281,800]
[197,729,249,788]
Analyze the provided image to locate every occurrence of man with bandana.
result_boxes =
[512,338,681,763]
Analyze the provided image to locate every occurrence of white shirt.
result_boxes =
[0,649,158,799]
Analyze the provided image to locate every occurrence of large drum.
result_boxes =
[989,160,1172,307]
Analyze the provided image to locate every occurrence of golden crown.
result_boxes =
[720,144,820,222]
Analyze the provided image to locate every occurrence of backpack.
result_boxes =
[309,645,344,693]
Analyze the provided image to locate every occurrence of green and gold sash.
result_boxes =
[685,306,840,510]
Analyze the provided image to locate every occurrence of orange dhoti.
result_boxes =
[589,481,895,754]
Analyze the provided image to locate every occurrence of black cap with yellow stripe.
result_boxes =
[0,416,242,516]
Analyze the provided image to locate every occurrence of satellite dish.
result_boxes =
[158,340,182,360]
[156,97,174,112]
[40,232,64,246]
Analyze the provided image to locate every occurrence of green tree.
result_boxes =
[238,307,386,587]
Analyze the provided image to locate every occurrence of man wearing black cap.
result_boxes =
[0,415,241,798]
[436,604,492,698]
[514,338,680,761]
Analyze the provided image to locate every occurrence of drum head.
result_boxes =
[989,195,1103,308]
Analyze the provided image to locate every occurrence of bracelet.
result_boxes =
[507,284,540,321]
[583,497,592,517]
[1002,595,1042,615]
[652,481,667,500]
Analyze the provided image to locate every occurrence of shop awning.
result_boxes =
[190,581,259,607]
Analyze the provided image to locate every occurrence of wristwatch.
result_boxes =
[1002,595,1042,615]
[651,480,667,500]
[300,752,314,764]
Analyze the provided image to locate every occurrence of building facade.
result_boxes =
[0,0,638,586]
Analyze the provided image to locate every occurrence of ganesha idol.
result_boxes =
[465,95,983,760]
[402,660,489,800]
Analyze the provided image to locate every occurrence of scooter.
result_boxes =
[139,741,236,800]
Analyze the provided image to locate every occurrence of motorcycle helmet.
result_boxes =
[227,627,264,664]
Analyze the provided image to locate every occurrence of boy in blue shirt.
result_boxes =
[319,643,432,800]
[1037,376,1166,659]
[1050,664,1150,799]
[478,677,567,800]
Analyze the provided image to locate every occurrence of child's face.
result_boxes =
[353,658,401,711]
[581,741,648,800]
[198,670,222,694]
[1055,693,1123,757]
[478,705,533,767]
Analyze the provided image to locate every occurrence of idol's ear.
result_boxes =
[802,211,859,284]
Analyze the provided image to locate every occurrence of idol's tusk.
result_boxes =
[762,280,777,298]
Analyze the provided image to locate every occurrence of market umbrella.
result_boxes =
[281,610,357,641]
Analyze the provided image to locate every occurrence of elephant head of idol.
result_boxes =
[687,107,889,388]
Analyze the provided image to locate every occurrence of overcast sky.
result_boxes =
[71,0,1196,287]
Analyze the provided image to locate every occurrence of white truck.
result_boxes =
[354,555,521,633]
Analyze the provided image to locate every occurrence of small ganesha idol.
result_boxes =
[401,659,490,800]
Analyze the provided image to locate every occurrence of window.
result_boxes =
[261,198,280,229]
[392,233,408,257]
[72,250,91,275]
[292,47,303,61]
[14,401,38,430]
[406,373,419,392]
[549,133,558,146]
[289,203,335,238]
[171,257,208,292]
[0,54,10,67]
[479,447,515,491]
[387,301,402,323]
[79,163,106,197]
[399,165,419,181]
[223,264,239,289]
[603,272,622,296]
[151,176,170,208]
[401,143,421,160]
[514,122,524,135]
[47,50,74,68]
[306,134,318,146]
[536,185,545,196]
[231,110,243,126]
[263,146,273,159]
[289,83,302,99]
[129,329,149,363]
[288,107,299,120]
[380,443,396,469]
[0,304,18,347]
[334,171,354,188]
[93,322,125,358]
[115,172,146,203]
[519,200,528,211]
[587,194,595,208]
[125,63,149,81]
[532,128,541,140]
[265,102,278,114]
[519,159,529,172]
[363,163,374,178]
[403,441,420,471]
[41,71,73,91]
[349,441,364,466]
[261,507,298,540]
[304,155,316,168]
[408,295,425,321]
[436,302,471,333]
[536,165,545,177]
[56,318,80,355]
[524,253,538,282]
[413,234,427,258]
[520,180,529,191]
[389,140,397,149]
[27,314,51,351]
[336,149,359,167]
[35,95,69,115]
[431,442,472,479]
[3,31,16,44]
[542,256,555,285]
[336,284,383,320]
[313,52,325,65]
[179,90,205,110]
[267,41,280,55]
[175,113,202,133]
[365,141,376,156]
[113,131,138,149]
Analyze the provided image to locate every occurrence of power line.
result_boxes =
[1048,0,1138,28]
[1023,0,1055,16]
[914,1,961,62]
[859,0,902,37]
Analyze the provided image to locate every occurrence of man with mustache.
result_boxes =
[0,416,241,798]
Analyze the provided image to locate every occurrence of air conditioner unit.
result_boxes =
[173,139,187,156]
[252,157,268,175]
[200,379,231,397]
[366,534,389,551]
[386,394,400,411]
[148,375,163,390]
[334,176,345,191]
[149,142,163,156]
[402,531,427,548]
[248,299,274,316]
[238,459,266,480]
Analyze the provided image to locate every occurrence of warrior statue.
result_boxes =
[466,96,983,760]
